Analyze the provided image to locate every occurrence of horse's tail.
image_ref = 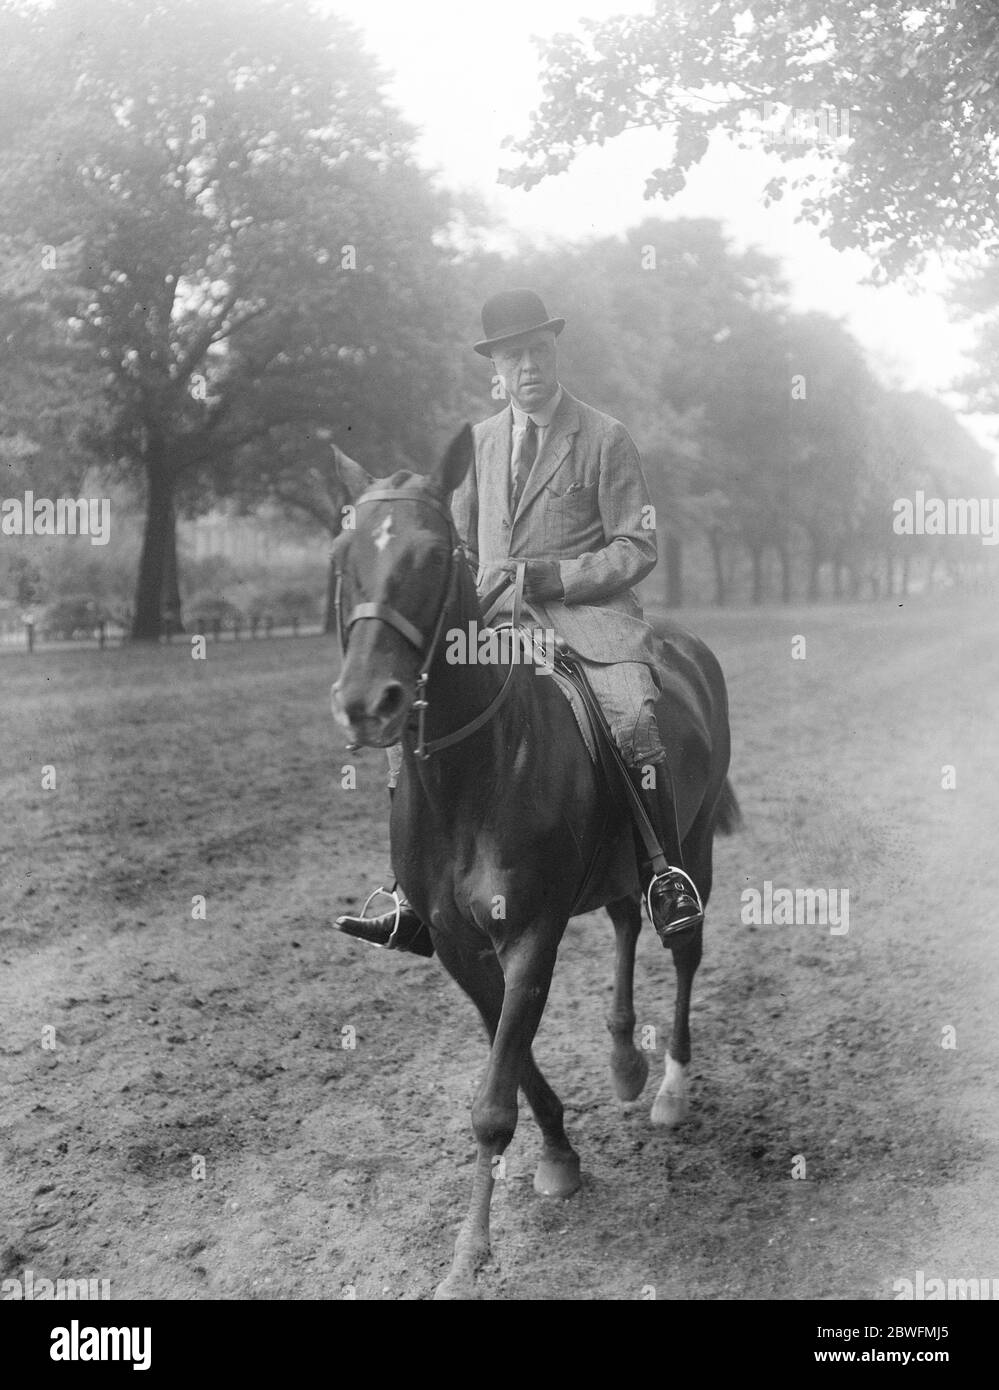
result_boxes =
[714,778,742,836]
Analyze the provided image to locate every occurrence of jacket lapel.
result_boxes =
[514,390,581,521]
[480,406,513,528]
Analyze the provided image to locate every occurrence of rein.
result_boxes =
[335,488,525,760]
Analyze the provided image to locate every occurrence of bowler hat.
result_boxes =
[473,288,565,357]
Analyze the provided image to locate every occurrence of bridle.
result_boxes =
[334,487,524,760]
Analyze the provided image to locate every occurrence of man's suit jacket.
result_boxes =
[451,389,667,676]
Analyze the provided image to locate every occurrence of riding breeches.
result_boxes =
[384,658,666,787]
[577,659,665,769]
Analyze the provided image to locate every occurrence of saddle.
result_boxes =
[481,569,664,910]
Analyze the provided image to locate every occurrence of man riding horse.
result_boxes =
[336,288,703,955]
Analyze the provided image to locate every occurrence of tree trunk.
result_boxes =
[832,552,846,599]
[808,539,821,601]
[132,446,173,640]
[162,498,185,635]
[750,545,764,604]
[665,532,683,608]
[779,545,792,603]
[708,531,727,606]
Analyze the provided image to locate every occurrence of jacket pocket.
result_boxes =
[543,481,598,547]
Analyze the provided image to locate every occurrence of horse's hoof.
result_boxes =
[534,1149,581,1198]
[650,1092,688,1127]
[433,1275,480,1301]
[611,1047,649,1102]
[651,1056,689,1127]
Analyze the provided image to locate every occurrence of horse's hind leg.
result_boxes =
[651,921,703,1126]
[605,895,649,1102]
[651,821,712,1128]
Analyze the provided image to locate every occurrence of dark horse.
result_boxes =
[330,427,739,1299]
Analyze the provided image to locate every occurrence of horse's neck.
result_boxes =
[420,562,507,748]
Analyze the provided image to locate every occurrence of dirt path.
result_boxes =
[1,598,996,1300]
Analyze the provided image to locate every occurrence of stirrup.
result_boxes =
[356,884,403,948]
[645,865,704,924]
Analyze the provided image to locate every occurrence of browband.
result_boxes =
[356,488,453,526]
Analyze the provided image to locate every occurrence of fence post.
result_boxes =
[98,619,106,650]
[212,616,222,643]
[250,614,259,639]
[25,617,35,654]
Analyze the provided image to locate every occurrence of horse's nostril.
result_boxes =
[375,682,405,721]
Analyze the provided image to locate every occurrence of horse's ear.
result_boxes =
[435,424,474,495]
[332,445,374,502]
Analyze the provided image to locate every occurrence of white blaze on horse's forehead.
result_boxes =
[372,514,394,552]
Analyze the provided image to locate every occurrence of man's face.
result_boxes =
[491,330,558,412]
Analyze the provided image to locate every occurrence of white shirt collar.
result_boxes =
[510,384,563,430]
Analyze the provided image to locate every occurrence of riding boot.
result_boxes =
[334,793,436,958]
[627,765,704,945]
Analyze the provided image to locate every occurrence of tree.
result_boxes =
[498,216,792,604]
[502,0,999,279]
[872,388,995,595]
[0,0,463,638]
[0,232,111,608]
[0,233,106,496]
[783,312,882,600]
[953,262,999,418]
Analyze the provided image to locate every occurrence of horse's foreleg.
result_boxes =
[431,932,504,1300]
[436,1147,498,1302]
[520,1049,580,1197]
[434,924,561,1300]
[651,919,703,1127]
[605,894,649,1102]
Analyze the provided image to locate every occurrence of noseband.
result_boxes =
[334,487,523,760]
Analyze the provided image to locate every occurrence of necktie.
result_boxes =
[511,417,538,513]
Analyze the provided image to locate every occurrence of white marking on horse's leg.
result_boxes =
[650,1052,688,1128]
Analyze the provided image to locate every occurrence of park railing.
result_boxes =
[1,615,325,654]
